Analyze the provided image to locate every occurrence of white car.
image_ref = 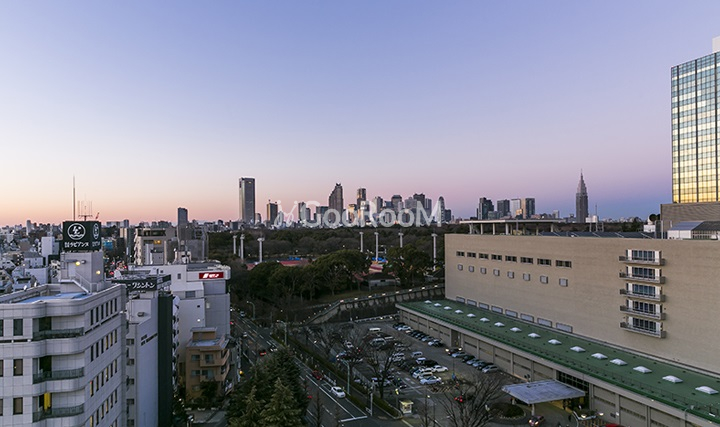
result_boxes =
[330,386,346,398]
[420,376,442,385]
[432,365,448,373]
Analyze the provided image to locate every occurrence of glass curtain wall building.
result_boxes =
[671,45,720,203]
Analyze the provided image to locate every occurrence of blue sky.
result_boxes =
[1,1,719,224]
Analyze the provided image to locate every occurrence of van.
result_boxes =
[411,351,423,359]
[368,327,381,333]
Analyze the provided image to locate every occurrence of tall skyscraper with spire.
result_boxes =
[576,172,589,223]
[329,183,344,213]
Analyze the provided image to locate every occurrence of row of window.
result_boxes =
[0,397,24,415]
[90,329,118,362]
[455,252,572,268]
[0,359,23,377]
[90,298,119,327]
[0,319,25,337]
[89,389,118,427]
[457,264,569,286]
[458,298,572,332]
[89,358,119,397]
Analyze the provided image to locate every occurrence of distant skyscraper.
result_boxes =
[521,198,535,219]
[391,195,403,211]
[672,38,720,204]
[178,207,188,226]
[477,198,494,220]
[510,198,522,218]
[576,172,589,223]
[437,196,446,223]
[496,199,510,217]
[356,188,366,208]
[266,201,279,226]
[239,177,256,223]
[412,193,426,209]
[329,183,344,213]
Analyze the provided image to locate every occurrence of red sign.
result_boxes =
[199,272,224,279]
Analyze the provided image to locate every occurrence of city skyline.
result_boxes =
[2,2,720,224]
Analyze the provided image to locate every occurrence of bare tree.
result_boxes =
[309,324,342,360]
[438,372,506,427]
[361,338,398,399]
[310,386,324,427]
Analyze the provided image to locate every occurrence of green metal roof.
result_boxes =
[398,300,720,423]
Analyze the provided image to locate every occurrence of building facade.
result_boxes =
[239,177,256,224]
[576,172,589,223]
[328,183,344,214]
[398,229,720,427]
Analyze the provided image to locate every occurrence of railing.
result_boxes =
[619,306,666,320]
[620,322,666,338]
[618,255,664,265]
[619,289,665,302]
[33,404,84,421]
[33,367,84,384]
[618,272,665,284]
[33,327,84,341]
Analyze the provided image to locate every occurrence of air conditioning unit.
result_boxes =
[137,312,146,317]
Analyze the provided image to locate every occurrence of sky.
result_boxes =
[1,1,720,225]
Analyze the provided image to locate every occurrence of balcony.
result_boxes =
[619,306,666,320]
[618,255,664,266]
[33,404,84,421]
[618,272,665,284]
[619,289,665,302]
[620,322,666,338]
[33,368,85,384]
[33,327,84,341]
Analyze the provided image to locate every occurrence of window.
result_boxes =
[520,313,534,322]
[540,275,549,284]
[537,318,552,327]
[467,252,477,258]
[468,266,475,273]
[13,319,22,336]
[13,397,22,415]
[479,253,489,259]
[520,257,534,264]
[480,267,487,274]
[505,310,517,318]
[13,359,22,376]
[191,355,200,361]
[493,269,500,276]
[126,339,134,346]
[0,398,3,415]
[538,258,551,266]
[457,264,463,271]
[523,273,531,281]
[633,301,657,315]
[507,271,514,279]
[505,255,517,262]
[478,303,489,310]
[467,299,477,307]
[0,360,4,377]
[456,251,465,257]
[186,291,196,298]
[127,398,135,405]
[559,278,569,287]
[491,306,503,313]
[630,249,656,262]
[631,267,657,279]
[632,317,658,333]
[177,273,181,280]
[631,283,656,296]
[491,254,502,261]
[556,323,573,333]
[127,359,135,366]
[0,319,3,336]
[555,260,572,268]
[91,310,94,324]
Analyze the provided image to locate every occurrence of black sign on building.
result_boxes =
[61,221,102,252]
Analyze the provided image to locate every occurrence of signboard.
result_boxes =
[199,271,225,280]
[113,274,171,292]
[62,221,102,252]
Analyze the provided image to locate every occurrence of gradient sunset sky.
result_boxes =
[2,1,719,225]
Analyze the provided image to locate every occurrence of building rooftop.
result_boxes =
[16,292,89,304]
[399,300,720,422]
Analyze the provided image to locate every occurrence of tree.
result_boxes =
[361,337,398,399]
[309,386,324,427]
[199,381,220,410]
[229,386,263,427]
[310,250,370,295]
[438,372,506,427]
[259,378,304,427]
[384,244,432,287]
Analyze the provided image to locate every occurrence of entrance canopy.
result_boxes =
[502,380,585,405]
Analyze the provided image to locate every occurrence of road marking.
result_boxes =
[340,415,368,422]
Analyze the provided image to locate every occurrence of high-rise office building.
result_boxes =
[510,198,522,218]
[671,38,720,204]
[391,195,403,212]
[356,188,366,208]
[178,207,188,226]
[477,197,494,220]
[521,197,535,219]
[329,183,344,213]
[266,201,279,226]
[576,172,589,223]
[239,177,256,224]
[496,199,510,218]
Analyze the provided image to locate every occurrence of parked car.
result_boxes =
[450,351,467,358]
[482,364,500,373]
[528,415,545,426]
[258,348,267,356]
[311,370,323,380]
[432,365,448,373]
[330,386,346,398]
[446,347,462,355]
[420,376,442,385]
[413,367,434,378]
[466,358,480,365]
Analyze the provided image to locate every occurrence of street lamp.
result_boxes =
[431,233,437,271]
[246,300,255,320]
[359,232,364,253]
[398,232,404,248]
[257,237,265,263]
[374,232,379,261]
[239,234,245,261]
